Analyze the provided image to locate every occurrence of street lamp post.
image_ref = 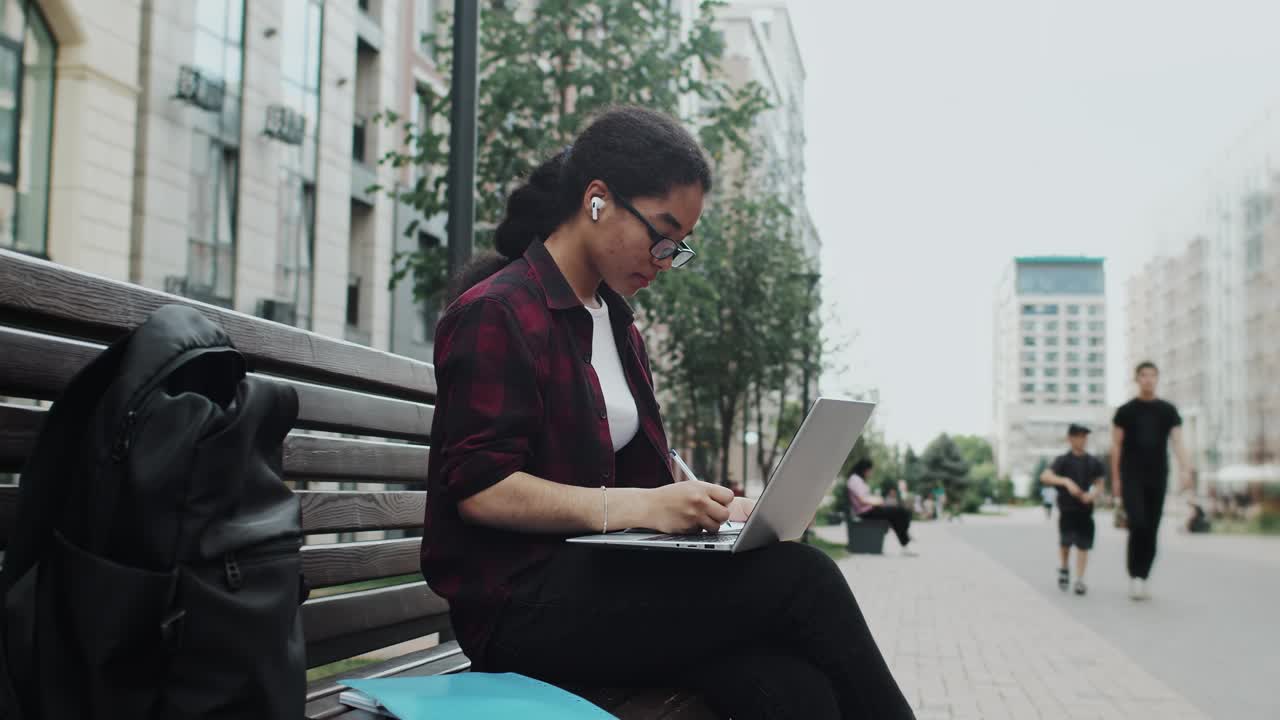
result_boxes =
[446,0,479,275]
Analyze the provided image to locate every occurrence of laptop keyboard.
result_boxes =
[649,533,735,544]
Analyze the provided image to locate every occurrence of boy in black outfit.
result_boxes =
[1040,424,1105,596]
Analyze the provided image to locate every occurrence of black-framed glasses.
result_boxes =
[609,190,697,268]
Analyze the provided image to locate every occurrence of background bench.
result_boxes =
[0,249,714,719]
[845,514,890,554]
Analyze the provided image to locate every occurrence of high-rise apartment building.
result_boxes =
[994,257,1110,492]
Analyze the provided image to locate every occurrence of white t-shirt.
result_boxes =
[586,299,639,451]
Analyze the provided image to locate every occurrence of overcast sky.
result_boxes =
[788,0,1280,450]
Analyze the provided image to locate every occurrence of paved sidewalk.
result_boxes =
[818,521,1206,720]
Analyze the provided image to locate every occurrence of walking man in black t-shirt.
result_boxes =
[1040,424,1105,596]
[1112,361,1193,601]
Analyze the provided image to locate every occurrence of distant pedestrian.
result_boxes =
[1040,424,1105,596]
[1112,361,1193,601]
[846,460,916,556]
[1040,485,1057,518]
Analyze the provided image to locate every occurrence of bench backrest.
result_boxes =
[0,249,445,668]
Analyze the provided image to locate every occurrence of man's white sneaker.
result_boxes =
[1129,578,1150,601]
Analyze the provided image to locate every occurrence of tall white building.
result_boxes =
[994,257,1110,493]
[713,1,820,261]
[1,0,448,363]
[1127,110,1280,487]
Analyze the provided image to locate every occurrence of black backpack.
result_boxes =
[0,305,305,719]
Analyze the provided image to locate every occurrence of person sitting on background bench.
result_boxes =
[846,460,917,556]
[421,106,914,720]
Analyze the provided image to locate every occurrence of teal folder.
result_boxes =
[339,674,617,719]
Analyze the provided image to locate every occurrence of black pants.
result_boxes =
[860,506,912,547]
[486,542,914,720]
[1122,475,1167,579]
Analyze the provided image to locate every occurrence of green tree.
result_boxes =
[383,0,765,306]
[952,434,994,467]
[637,168,821,483]
[902,446,925,493]
[1027,457,1049,502]
[921,434,971,503]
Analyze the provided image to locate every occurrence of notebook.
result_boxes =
[338,674,616,719]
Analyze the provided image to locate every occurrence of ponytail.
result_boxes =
[446,150,571,304]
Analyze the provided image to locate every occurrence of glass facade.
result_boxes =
[1015,260,1105,295]
[186,0,244,306]
[276,0,323,329]
[0,0,55,256]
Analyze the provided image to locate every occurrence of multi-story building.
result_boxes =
[712,0,820,261]
[1128,160,1280,487]
[2,0,447,364]
[993,257,1110,493]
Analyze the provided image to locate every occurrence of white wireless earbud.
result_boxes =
[590,196,606,221]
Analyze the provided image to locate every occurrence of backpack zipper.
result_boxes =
[223,538,301,591]
[110,410,137,462]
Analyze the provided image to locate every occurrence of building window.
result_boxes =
[1067,336,1080,346]
[1089,398,1103,406]
[1088,384,1103,394]
[1022,367,1035,377]
[1044,383,1059,393]
[1023,336,1036,347]
[409,84,432,188]
[1022,396,1035,405]
[1088,305,1103,316]
[186,137,237,304]
[1067,351,1080,362]
[1067,367,1081,377]
[185,0,245,306]
[0,1,56,256]
[1021,383,1035,393]
[1087,353,1103,364]
[1088,321,1105,332]
[1022,320,1036,332]
[1045,352,1059,362]
[1088,367,1104,378]
[1067,383,1080,393]
[1089,336,1103,347]
[1021,351,1035,362]
[1045,367,1059,378]
[1046,336,1059,346]
[275,0,323,329]
[1067,304,1080,315]
[1041,304,1059,315]
[1045,320,1059,332]
[346,274,360,326]
[1066,320,1080,331]
[1065,398,1080,405]
[414,0,436,56]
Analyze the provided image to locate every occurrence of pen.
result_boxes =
[669,449,701,483]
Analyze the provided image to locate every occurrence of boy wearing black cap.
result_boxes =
[1040,424,1105,595]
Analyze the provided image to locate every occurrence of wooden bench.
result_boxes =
[0,249,716,719]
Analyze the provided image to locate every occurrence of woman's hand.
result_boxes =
[643,481,734,533]
[728,496,756,522]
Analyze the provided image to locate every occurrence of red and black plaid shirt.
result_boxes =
[421,240,674,664]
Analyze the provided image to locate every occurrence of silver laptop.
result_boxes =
[568,397,875,553]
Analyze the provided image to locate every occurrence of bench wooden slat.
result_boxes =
[0,249,437,401]
[299,491,426,534]
[301,538,422,588]
[302,581,451,667]
[0,406,429,481]
[305,642,470,719]
[285,435,428,482]
[0,327,433,442]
